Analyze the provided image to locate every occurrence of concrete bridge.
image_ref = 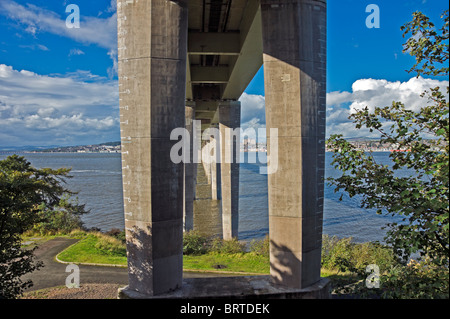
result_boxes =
[117,0,327,298]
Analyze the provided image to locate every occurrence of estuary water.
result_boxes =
[0,152,404,243]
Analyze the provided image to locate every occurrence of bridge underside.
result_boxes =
[117,0,327,297]
[186,0,263,130]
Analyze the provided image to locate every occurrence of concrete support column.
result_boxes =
[210,127,221,200]
[184,101,196,232]
[201,141,212,185]
[261,0,327,289]
[117,0,188,297]
[219,101,241,240]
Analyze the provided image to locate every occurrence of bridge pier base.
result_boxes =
[119,276,331,299]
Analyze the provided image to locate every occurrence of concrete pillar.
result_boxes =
[184,101,196,232]
[210,128,221,200]
[219,101,241,240]
[201,141,212,185]
[261,0,327,289]
[117,0,188,296]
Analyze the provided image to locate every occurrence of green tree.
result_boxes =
[0,155,87,298]
[326,10,449,266]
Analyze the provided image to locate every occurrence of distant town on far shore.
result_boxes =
[0,137,444,154]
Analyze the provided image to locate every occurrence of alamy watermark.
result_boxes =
[170,120,278,175]
[365,264,380,289]
[65,4,80,29]
[65,263,80,288]
[366,4,380,29]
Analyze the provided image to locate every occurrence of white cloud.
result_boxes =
[106,0,117,13]
[348,77,447,114]
[18,43,49,51]
[239,92,265,123]
[37,44,49,51]
[0,0,118,76]
[107,49,118,79]
[69,48,85,56]
[0,64,119,146]
[326,91,352,107]
[326,77,449,138]
[234,78,449,140]
[0,0,117,50]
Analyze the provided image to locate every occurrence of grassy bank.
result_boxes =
[51,230,391,278]
[30,229,449,298]
[41,230,395,277]
[56,232,127,266]
[54,230,270,274]
[184,252,269,274]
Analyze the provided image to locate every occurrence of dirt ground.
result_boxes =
[21,283,122,299]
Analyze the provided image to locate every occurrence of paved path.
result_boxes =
[22,237,128,291]
[22,237,228,292]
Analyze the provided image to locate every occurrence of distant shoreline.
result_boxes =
[1,137,442,154]
[0,150,397,156]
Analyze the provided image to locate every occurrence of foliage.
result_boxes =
[380,258,449,299]
[210,236,246,254]
[104,228,126,244]
[322,237,449,299]
[183,230,210,255]
[331,258,449,299]
[182,231,268,256]
[401,10,449,77]
[249,235,270,257]
[93,232,127,256]
[32,196,85,235]
[321,235,398,274]
[0,155,87,298]
[326,10,449,266]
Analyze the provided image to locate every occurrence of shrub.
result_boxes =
[321,235,355,272]
[351,241,397,273]
[336,257,449,299]
[321,235,397,273]
[33,209,83,236]
[320,235,449,298]
[68,229,87,239]
[249,235,270,257]
[105,228,126,244]
[210,237,246,254]
[93,232,126,256]
[183,231,209,255]
[380,258,449,299]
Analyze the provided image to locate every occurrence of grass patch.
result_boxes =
[57,232,270,274]
[56,232,127,266]
[184,252,270,274]
[25,229,448,298]
[55,231,363,278]
[54,231,400,293]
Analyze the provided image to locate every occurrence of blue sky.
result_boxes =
[0,0,448,148]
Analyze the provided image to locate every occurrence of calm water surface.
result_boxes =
[1,151,405,243]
